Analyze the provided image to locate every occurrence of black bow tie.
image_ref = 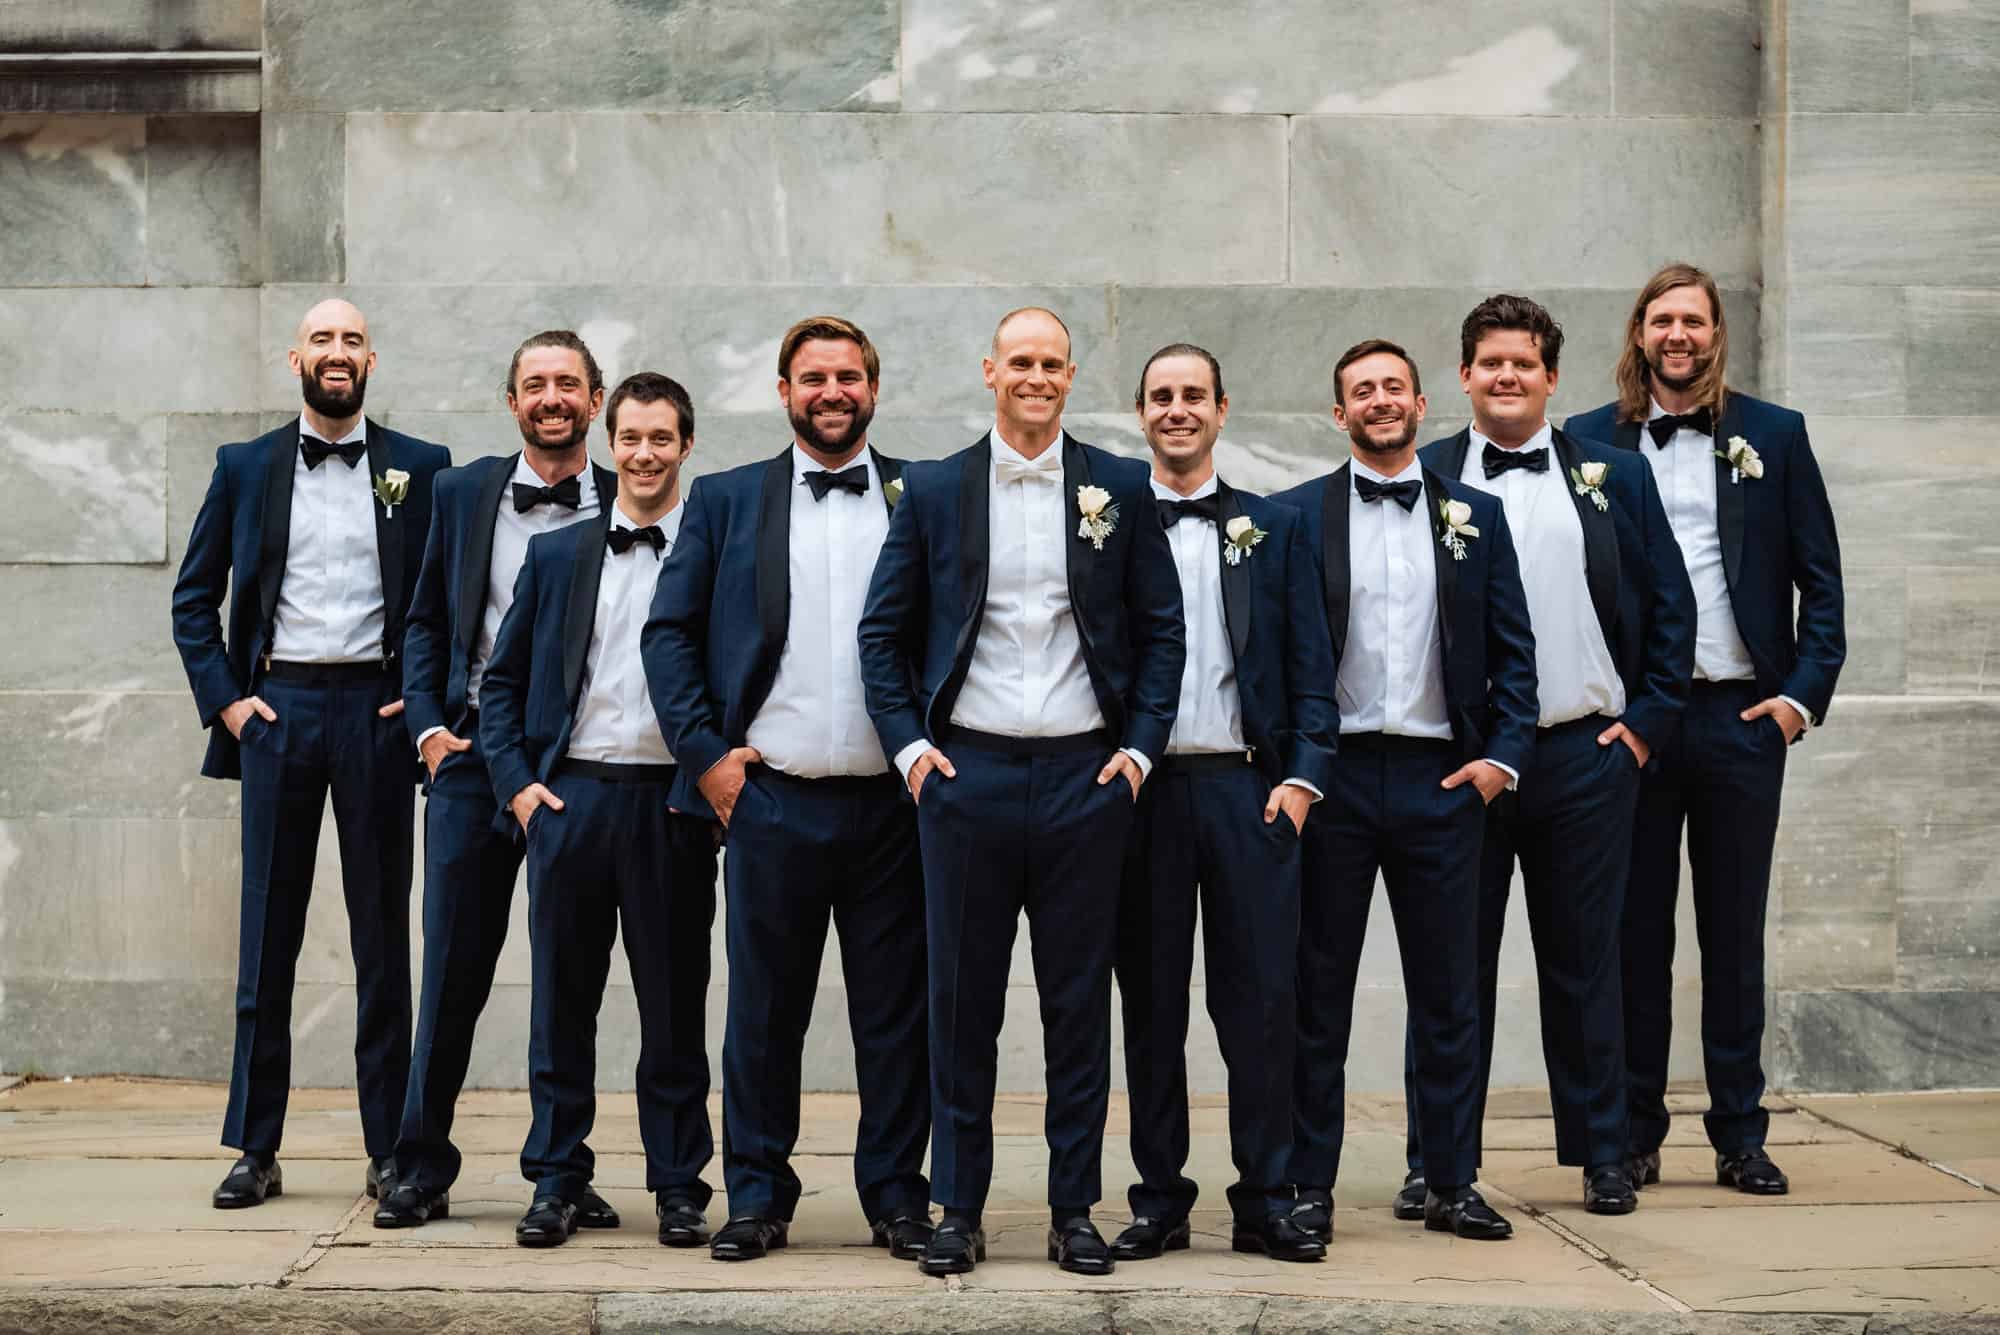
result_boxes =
[606,524,664,555]
[1647,407,1714,447]
[1155,494,1219,528]
[803,465,869,501]
[1482,442,1549,479]
[300,435,364,470]
[514,476,582,513]
[1355,475,1422,511]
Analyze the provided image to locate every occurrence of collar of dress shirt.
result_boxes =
[1469,420,1553,457]
[792,442,875,488]
[296,412,365,446]
[612,497,684,546]
[1148,473,1219,503]
[1350,455,1423,487]
[511,452,599,507]
[990,424,1065,473]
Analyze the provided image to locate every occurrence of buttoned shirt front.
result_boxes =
[565,503,682,765]
[1155,475,1245,756]
[1337,458,1451,740]
[271,415,387,663]
[1647,400,1756,684]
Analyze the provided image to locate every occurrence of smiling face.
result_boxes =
[1333,350,1427,459]
[780,336,877,463]
[289,299,375,419]
[1639,283,1717,392]
[508,346,602,455]
[610,397,688,514]
[1139,353,1228,477]
[1461,327,1557,445]
[984,309,1074,445]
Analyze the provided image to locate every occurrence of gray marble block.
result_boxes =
[0,414,166,563]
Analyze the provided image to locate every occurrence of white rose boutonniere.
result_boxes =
[1716,435,1762,484]
[884,476,904,509]
[1222,514,1268,567]
[1571,459,1610,512]
[1439,497,1480,561]
[1076,484,1118,551]
[373,467,410,519]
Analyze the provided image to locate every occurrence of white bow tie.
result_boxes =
[995,454,1062,486]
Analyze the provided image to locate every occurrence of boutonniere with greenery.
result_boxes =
[1223,514,1267,566]
[884,476,904,509]
[373,468,409,519]
[1076,484,1118,551]
[1717,435,1762,484]
[1570,459,1610,512]
[1438,497,1479,561]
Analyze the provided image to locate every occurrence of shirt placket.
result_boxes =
[822,497,846,771]
[1384,511,1406,733]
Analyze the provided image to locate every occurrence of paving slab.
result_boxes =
[1480,1144,1992,1212]
[1480,1108,1855,1154]
[1793,1091,2000,1169]
[0,1229,317,1289]
[0,1156,362,1231]
[296,1242,940,1293]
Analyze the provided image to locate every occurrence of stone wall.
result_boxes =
[0,0,1990,1094]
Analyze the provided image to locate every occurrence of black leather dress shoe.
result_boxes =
[1110,1215,1190,1260]
[1392,1171,1428,1221]
[1423,1186,1514,1240]
[364,1156,396,1200]
[870,1213,934,1260]
[373,1182,448,1228]
[577,1188,620,1229]
[1583,1165,1637,1215]
[1630,1150,1661,1189]
[1047,1217,1115,1274]
[1289,1190,1332,1243]
[516,1196,579,1247]
[657,1194,708,1247]
[1716,1149,1789,1195]
[711,1215,788,1261]
[918,1219,985,1275]
[212,1154,281,1209]
[1232,1214,1327,1262]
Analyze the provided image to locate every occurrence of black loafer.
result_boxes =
[1716,1149,1789,1195]
[516,1196,579,1247]
[711,1214,787,1261]
[364,1156,396,1200]
[1232,1213,1326,1262]
[1630,1150,1661,1189]
[1110,1215,1190,1260]
[212,1154,281,1209]
[870,1212,934,1260]
[1392,1171,1427,1221]
[1583,1165,1637,1215]
[918,1218,985,1275]
[373,1182,448,1228]
[577,1188,621,1229]
[657,1194,708,1247]
[1047,1217,1114,1275]
[1289,1190,1332,1243]
[1423,1186,1513,1240]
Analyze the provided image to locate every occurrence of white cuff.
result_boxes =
[415,724,446,757]
[1484,758,1520,791]
[893,739,932,784]
[1778,694,1816,733]
[1280,777,1324,803]
[1119,746,1153,780]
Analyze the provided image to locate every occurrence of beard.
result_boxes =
[1646,346,1710,394]
[516,408,590,453]
[299,361,367,418]
[791,400,874,456]
[1348,413,1418,455]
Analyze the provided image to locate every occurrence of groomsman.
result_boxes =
[1110,345,1338,1265]
[1274,338,1537,1242]
[858,307,1185,1276]
[172,299,448,1207]
[1402,295,1695,1217]
[375,332,621,1231]
[480,373,719,1246]
[1567,263,1845,1195]
[643,316,931,1263]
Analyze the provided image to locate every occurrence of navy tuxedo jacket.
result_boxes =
[401,452,619,753]
[1271,463,1539,777]
[1565,392,1845,723]
[1193,480,1341,795]
[1420,428,1696,753]
[642,445,906,821]
[171,418,449,781]
[857,433,1187,768]
[477,506,621,827]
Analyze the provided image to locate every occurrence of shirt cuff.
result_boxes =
[1484,758,1520,790]
[892,739,931,784]
[415,724,446,757]
[1778,694,1816,732]
[1119,746,1153,781]
[1280,777,1324,803]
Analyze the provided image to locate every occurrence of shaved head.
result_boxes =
[288,298,375,423]
[991,306,1072,359]
[295,298,368,348]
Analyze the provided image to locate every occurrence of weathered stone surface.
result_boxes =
[1790,116,2000,287]
[1912,0,2000,111]
[1785,0,1914,112]
[898,0,1609,115]
[258,112,342,283]
[0,1291,594,1334]
[1773,989,2000,1091]
[1615,0,1761,118]
[1907,566,2000,693]
[1900,892,2000,991]
[0,0,261,52]
[166,411,269,564]
[146,114,257,285]
[1290,117,1760,289]
[0,115,146,285]
[0,413,166,562]
[1836,566,1907,696]
[0,287,260,414]
[1810,416,2000,570]
[265,0,898,113]
[1905,289,2000,417]
[345,113,1288,286]
[1768,823,1898,990]
[0,692,245,820]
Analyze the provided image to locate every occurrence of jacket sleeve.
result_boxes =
[1618,453,1696,751]
[858,482,932,761]
[1780,416,1846,722]
[1481,502,1540,776]
[643,481,731,784]
[1276,513,1340,792]
[170,448,244,727]
[1118,474,1187,764]
[479,546,542,813]
[400,482,453,743]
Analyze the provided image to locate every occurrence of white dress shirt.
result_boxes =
[565,503,682,765]
[745,445,892,777]
[468,456,601,709]
[1463,424,1625,727]
[271,415,387,663]
[1337,459,1451,740]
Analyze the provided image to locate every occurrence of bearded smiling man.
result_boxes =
[172,299,449,1209]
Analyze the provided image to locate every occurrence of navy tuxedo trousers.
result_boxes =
[1292,733,1484,1195]
[394,714,524,1193]
[1116,757,1301,1226]
[1625,680,1788,1157]
[918,737,1136,1215]
[719,767,930,1224]
[228,668,412,1158]
[520,767,717,1204]
[1403,715,1640,1175]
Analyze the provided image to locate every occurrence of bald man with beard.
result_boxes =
[172,299,450,1209]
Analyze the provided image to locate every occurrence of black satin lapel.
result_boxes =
[873,448,904,516]
[1614,419,1644,454]
[955,441,990,653]
[257,423,299,635]
[365,426,404,656]
[755,448,792,661]
[1321,467,1351,667]
[1555,431,1620,652]
[1062,436,1093,621]
[1423,467,1458,659]
[561,512,612,709]
[1216,479,1252,664]
[1437,428,1473,480]
[1714,397,1747,591]
[592,462,618,505]
[459,454,514,659]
